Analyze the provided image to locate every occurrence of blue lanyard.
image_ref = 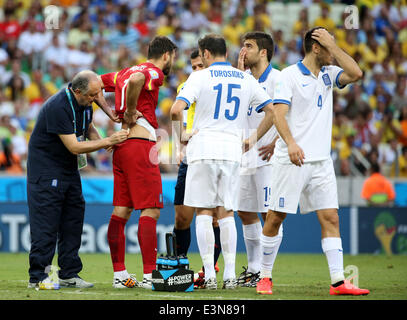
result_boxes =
[65,88,86,135]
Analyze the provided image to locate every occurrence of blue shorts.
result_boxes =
[174,161,188,205]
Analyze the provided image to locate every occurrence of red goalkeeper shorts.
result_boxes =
[112,138,163,210]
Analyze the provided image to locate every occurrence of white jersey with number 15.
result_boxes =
[176,61,272,163]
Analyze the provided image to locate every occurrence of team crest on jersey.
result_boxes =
[279,197,284,208]
[322,74,331,86]
[149,69,159,79]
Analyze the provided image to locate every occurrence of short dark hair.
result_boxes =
[371,162,381,174]
[190,49,200,60]
[242,31,274,62]
[198,34,227,57]
[147,36,178,59]
[303,26,325,54]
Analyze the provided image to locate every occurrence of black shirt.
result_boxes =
[27,86,93,182]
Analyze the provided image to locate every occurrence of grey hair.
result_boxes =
[71,70,98,94]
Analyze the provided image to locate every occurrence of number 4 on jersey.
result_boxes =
[317,94,322,110]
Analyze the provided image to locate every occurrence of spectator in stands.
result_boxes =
[354,109,377,149]
[23,69,57,105]
[381,56,398,92]
[374,4,398,37]
[0,40,9,73]
[293,8,309,36]
[358,31,388,68]
[17,19,48,67]
[398,106,407,147]
[228,0,252,19]
[104,0,122,27]
[339,127,357,176]
[66,41,95,78]
[67,15,93,49]
[4,75,25,102]
[365,64,392,96]
[313,3,335,32]
[357,11,375,45]
[381,109,403,147]
[147,0,169,18]
[44,33,69,71]
[391,76,407,114]
[180,0,209,33]
[0,111,26,173]
[366,143,380,169]
[107,16,140,53]
[361,162,396,206]
[344,85,369,120]
[2,59,30,88]
[44,64,65,91]
[286,39,302,65]
[156,5,180,37]
[338,31,358,57]
[222,14,246,47]
[0,138,23,174]
[393,146,407,178]
[380,137,399,176]
[246,3,271,32]
[0,12,22,42]
[133,8,150,38]
[207,0,223,25]
[371,0,402,33]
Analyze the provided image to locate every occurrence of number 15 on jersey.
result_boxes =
[213,83,241,121]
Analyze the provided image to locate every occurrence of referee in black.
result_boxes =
[27,70,129,289]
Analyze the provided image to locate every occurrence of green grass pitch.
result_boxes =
[0,253,406,300]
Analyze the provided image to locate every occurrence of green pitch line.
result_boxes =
[0,253,406,300]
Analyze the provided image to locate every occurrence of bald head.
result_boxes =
[71,70,101,106]
[72,70,99,94]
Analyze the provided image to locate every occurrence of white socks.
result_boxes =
[196,215,238,281]
[259,225,283,279]
[259,229,344,285]
[321,237,345,284]
[242,221,262,273]
[218,216,237,281]
[196,215,216,280]
[114,270,129,280]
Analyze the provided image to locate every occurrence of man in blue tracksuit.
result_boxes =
[27,70,128,289]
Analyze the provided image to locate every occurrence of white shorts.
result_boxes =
[269,158,339,214]
[237,165,273,213]
[184,159,240,211]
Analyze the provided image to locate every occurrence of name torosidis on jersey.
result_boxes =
[209,69,244,79]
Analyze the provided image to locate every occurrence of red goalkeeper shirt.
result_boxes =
[100,62,164,129]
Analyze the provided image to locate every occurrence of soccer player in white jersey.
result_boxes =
[170,34,274,290]
[173,50,222,288]
[235,32,282,288]
[256,27,369,296]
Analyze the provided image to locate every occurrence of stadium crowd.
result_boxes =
[0,0,406,178]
